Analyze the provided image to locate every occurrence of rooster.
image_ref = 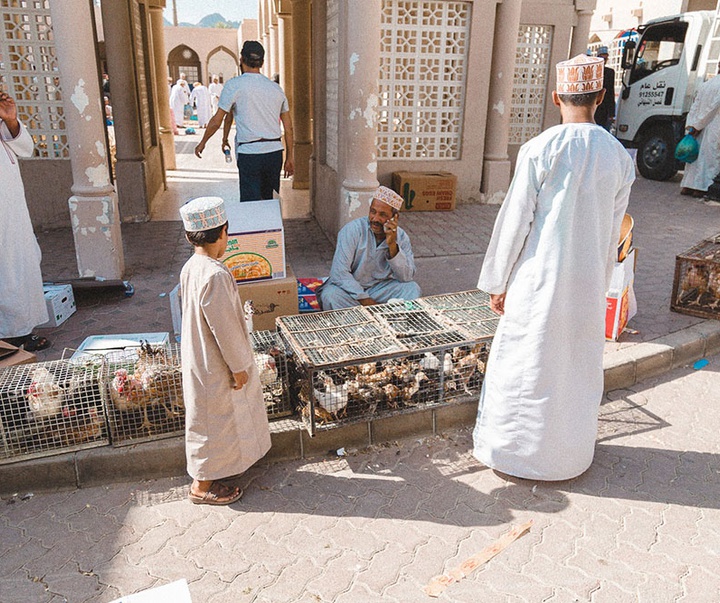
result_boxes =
[109,368,155,431]
[26,367,64,421]
[314,373,349,415]
[134,341,184,421]
[678,263,709,305]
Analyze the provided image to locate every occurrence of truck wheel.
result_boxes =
[636,125,677,181]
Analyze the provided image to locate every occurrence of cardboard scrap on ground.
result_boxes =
[108,579,192,603]
[423,520,533,598]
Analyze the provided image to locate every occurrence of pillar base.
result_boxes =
[292,141,312,189]
[159,129,176,171]
[481,158,512,204]
[68,193,125,279]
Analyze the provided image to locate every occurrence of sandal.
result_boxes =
[1,334,51,352]
[188,481,243,506]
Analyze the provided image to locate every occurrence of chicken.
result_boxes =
[707,267,720,304]
[314,373,349,415]
[678,263,709,304]
[109,368,156,431]
[382,383,401,408]
[58,404,104,446]
[256,353,278,387]
[420,352,440,371]
[26,367,64,420]
[402,371,428,405]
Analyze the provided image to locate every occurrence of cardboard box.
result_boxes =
[0,340,37,368]
[606,248,637,341]
[220,199,286,283]
[38,284,76,328]
[238,264,299,331]
[391,171,457,211]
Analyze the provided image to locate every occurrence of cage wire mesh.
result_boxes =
[418,290,499,340]
[0,358,108,464]
[101,342,184,446]
[251,330,292,419]
[279,292,495,435]
[671,238,720,319]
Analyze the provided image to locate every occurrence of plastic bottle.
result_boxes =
[223,147,232,163]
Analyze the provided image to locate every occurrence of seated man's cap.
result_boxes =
[597,45,609,56]
[241,40,265,61]
[180,197,227,232]
[374,186,403,211]
[556,55,604,94]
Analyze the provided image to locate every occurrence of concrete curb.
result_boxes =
[3,321,719,496]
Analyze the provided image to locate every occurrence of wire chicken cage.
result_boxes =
[251,329,292,419]
[278,293,494,435]
[671,237,720,319]
[101,342,185,446]
[0,358,108,464]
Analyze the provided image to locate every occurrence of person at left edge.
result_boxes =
[0,91,51,352]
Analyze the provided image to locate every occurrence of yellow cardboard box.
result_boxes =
[391,171,457,211]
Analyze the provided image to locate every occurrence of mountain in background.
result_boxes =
[163,13,241,28]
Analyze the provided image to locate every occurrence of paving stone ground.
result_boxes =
[1,355,719,602]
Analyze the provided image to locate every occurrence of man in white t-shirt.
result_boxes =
[194,41,294,201]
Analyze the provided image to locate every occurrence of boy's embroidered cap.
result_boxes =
[556,55,604,94]
[180,197,227,232]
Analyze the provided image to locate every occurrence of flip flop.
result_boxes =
[1,334,51,352]
[188,481,243,506]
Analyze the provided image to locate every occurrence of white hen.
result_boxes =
[314,374,349,414]
[27,367,64,420]
[256,353,278,387]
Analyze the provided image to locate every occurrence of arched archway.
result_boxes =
[168,44,201,85]
[207,45,238,84]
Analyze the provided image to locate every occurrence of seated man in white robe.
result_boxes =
[317,186,421,310]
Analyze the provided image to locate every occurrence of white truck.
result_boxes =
[615,8,720,180]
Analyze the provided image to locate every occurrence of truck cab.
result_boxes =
[615,11,713,180]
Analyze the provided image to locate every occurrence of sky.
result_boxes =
[163,0,258,25]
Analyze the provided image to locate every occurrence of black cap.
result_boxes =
[241,40,265,61]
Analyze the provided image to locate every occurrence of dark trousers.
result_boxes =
[236,150,283,201]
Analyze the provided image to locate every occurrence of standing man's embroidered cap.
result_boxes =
[180,197,227,232]
[241,40,265,61]
[556,55,604,94]
[373,186,403,211]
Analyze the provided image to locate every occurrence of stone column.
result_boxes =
[290,0,312,189]
[277,4,294,109]
[49,0,125,278]
[260,0,270,77]
[148,1,176,170]
[100,0,149,222]
[269,14,280,79]
[570,9,594,57]
[481,0,522,202]
[338,0,381,223]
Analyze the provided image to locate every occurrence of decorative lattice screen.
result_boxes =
[509,24,553,146]
[377,0,470,160]
[0,0,68,159]
[325,0,339,170]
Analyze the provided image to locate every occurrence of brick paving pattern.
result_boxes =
[1,356,719,602]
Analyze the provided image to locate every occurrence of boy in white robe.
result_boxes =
[473,55,635,481]
[179,197,271,505]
